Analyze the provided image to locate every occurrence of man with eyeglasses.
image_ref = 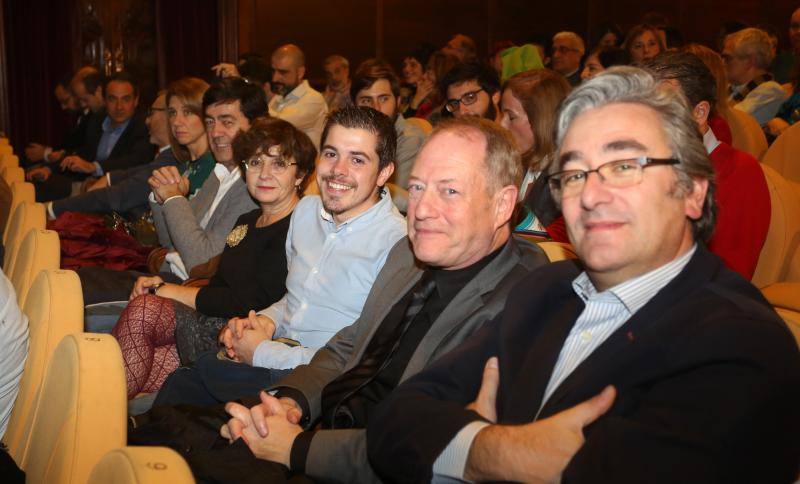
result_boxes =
[551,31,585,86]
[368,67,800,483]
[351,58,426,190]
[440,62,501,122]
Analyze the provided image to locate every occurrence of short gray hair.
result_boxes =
[555,66,717,243]
[323,54,349,69]
[553,31,586,55]
[726,28,774,70]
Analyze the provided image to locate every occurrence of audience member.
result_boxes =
[403,50,457,120]
[442,34,478,62]
[496,44,545,82]
[322,55,352,111]
[112,117,316,399]
[580,46,631,81]
[625,24,665,64]
[489,39,516,76]
[551,31,586,86]
[29,71,154,202]
[398,43,436,115]
[24,74,82,164]
[78,77,264,305]
[590,21,623,50]
[70,67,105,115]
[351,58,426,191]
[151,106,407,407]
[0,268,27,440]
[46,90,176,219]
[499,69,570,242]
[368,66,800,483]
[268,44,328,148]
[441,62,501,122]
[683,43,734,144]
[238,56,275,103]
[646,51,771,279]
[724,27,788,126]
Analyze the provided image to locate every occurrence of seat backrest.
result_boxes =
[726,108,768,160]
[8,181,34,221]
[88,447,195,484]
[0,144,13,156]
[22,333,127,483]
[2,269,84,462]
[536,241,578,262]
[2,201,46,275]
[762,121,800,183]
[1,166,24,186]
[760,282,800,347]
[752,165,800,288]
[405,116,433,135]
[9,229,60,307]
[0,153,19,171]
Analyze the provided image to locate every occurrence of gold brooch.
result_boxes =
[226,224,248,247]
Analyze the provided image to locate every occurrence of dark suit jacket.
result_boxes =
[271,235,549,483]
[57,108,92,154]
[368,246,800,483]
[52,147,178,217]
[77,111,154,173]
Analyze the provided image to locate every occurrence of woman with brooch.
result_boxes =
[111,117,317,399]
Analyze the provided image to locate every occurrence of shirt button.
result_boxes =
[301,302,308,309]
[580,330,592,342]
[329,233,336,239]
[311,267,318,274]
[346,227,352,233]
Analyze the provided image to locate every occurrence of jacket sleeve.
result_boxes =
[305,429,381,484]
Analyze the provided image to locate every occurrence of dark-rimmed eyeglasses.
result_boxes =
[547,156,679,199]
[445,88,485,113]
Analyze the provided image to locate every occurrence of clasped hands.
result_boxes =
[148,166,189,204]
[218,310,276,366]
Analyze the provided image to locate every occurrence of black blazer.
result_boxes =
[77,110,155,173]
[368,246,800,483]
[57,108,93,154]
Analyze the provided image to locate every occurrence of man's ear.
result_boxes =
[493,184,518,228]
[377,161,395,187]
[684,177,708,221]
[692,100,711,129]
[491,90,501,108]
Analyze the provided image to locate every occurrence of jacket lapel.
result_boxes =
[190,170,220,219]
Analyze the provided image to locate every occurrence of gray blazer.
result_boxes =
[272,235,549,483]
[150,168,257,273]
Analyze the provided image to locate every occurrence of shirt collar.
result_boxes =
[158,145,170,154]
[213,162,241,181]
[572,244,697,314]
[102,115,131,134]
[286,80,310,101]
[429,243,504,300]
[702,127,721,155]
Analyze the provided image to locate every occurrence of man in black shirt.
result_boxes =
[202,116,549,482]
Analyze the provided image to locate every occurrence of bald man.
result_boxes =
[268,44,328,148]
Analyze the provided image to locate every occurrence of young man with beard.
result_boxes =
[150,106,407,407]
[441,62,502,123]
[351,58,427,191]
[268,44,328,148]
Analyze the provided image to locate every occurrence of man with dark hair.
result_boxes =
[440,62,501,122]
[28,70,153,202]
[238,56,274,102]
[645,51,771,279]
[368,67,800,483]
[24,73,85,165]
[351,58,426,190]
[269,44,328,148]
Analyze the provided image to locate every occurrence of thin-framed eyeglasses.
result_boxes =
[445,88,485,113]
[551,45,581,55]
[244,147,297,173]
[547,156,679,199]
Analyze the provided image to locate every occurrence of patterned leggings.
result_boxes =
[112,294,230,399]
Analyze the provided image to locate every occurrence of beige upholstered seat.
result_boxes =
[536,241,578,262]
[2,269,84,462]
[762,121,800,183]
[1,153,19,171]
[9,229,60,307]
[1,165,24,186]
[725,108,768,160]
[760,282,800,347]
[0,144,13,156]
[22,333,127,484]
[3,201,46,275]
[8,181,34,221]
[751,165,800,288]
[88,447,195,484]
[405,116,433,135]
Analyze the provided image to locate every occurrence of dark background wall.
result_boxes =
[2,0,798,150]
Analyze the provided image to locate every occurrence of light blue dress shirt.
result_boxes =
[93,116,131,175]
[253,192,407,369]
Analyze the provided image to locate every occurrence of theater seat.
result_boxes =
[762,121,800,183]
[88,447,195,484]
[0,144,13,156]
[9,229,60,307]
[22,333,127,484]
[751,165,800,288]
[536,241,578,262]
[1,153,19,171]
[726,108,768,160]
[405,116,433,135]
[2,269,83,462]
[3,201,46,275]
[1,165,24,186]
[760,282,800,347]
[9,181,34,221]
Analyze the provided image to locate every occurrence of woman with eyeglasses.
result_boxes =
[499,69,571,242]
[111,117,317,399]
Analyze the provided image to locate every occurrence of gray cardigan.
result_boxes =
[149,167,257,273]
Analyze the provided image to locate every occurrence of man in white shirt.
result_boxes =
[368,67,800,483]
[268,44,328,149]
[724,27,788,126]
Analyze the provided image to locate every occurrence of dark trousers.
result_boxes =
[154,351,293,408]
